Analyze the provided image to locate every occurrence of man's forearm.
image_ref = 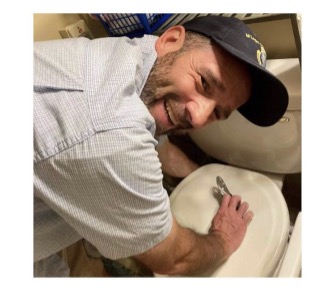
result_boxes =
[135,219,228,276]
[164,227,228,276]
[135,195,252,276]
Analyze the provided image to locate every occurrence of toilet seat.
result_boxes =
[167,163,290,277]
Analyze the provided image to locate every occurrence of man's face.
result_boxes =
[141,43,251,136]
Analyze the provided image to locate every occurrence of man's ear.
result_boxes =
[155,26,186,57]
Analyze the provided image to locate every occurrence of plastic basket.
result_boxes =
[95,13,172,38]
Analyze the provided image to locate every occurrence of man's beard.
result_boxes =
[140,51,190,136]
[140,51,177,108]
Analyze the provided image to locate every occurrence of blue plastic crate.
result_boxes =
[95,13,172,38]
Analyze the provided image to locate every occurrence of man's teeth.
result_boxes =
[165,101,178,126]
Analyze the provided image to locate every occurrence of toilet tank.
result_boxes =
[190,58,301,174]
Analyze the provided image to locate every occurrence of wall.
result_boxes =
[34,14,108,41]
[34,14,81,41]
[248,17,299,59]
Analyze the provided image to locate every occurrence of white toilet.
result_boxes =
[157,58,302,277]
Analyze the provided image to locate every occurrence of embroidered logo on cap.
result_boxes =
[246,33,267,68]
[257,45,267,68]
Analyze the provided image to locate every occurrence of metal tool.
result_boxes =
[216,175,232,196]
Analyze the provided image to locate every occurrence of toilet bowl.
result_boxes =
[166,163,290,277]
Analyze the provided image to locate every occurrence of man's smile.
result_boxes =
[164,99,179,127]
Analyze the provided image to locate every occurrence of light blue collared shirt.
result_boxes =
[34,35,172,262]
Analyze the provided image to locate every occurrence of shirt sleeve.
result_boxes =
[34,125,173,259]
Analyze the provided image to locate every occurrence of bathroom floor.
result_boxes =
[63,240,152,277]
[61,240,109,277]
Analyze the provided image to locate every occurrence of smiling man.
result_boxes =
[141,27,252,136]
[143,31,252,136]
[34,15,288,277]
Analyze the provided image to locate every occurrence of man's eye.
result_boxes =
[201,76,207,91]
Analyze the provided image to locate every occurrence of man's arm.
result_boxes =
[156,136,199,178]
[134,194,253,276]
[156,134,223,178]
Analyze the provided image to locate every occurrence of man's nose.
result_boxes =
[185,97,216,128]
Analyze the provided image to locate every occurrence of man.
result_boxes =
[34,15,288,276]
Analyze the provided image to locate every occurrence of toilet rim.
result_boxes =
[166,163,290,277]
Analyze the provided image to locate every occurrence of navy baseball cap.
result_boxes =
[183,15,289,127]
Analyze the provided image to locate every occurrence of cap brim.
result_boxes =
[211,37,289,127]
[238,69,289,126]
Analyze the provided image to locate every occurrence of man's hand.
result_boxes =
[210,194,254,259]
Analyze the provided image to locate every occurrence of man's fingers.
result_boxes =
[228,195,241,210]
[237,201,249,216]
[243,210,254,225]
